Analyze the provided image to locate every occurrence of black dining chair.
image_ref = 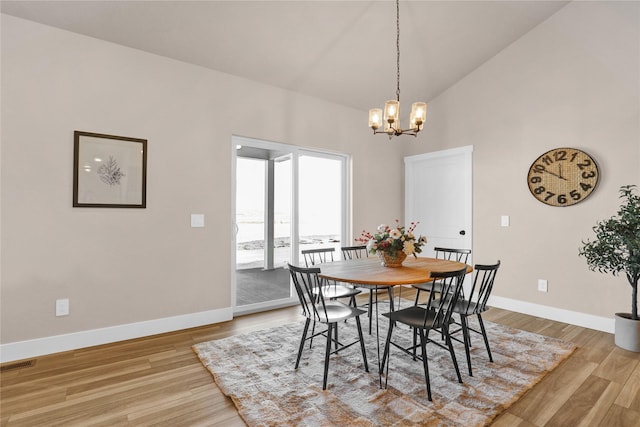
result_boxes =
[341,245,385,334]
[413,247,471,305]
[301,248,361,349]
[302,247,360,306]
[288,263,369,390]
[380,267,467,401]
[340,245,368,260]
[448,261,501,376]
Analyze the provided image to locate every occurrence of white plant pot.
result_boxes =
[614,313,640,352]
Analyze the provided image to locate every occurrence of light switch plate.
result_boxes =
[501,215,510,227]
[538,279,548,292]
[56,298,69,316]
[191,214,205,228]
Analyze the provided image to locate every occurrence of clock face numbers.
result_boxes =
[527,148,599,207]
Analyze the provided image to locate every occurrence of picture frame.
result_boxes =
[73,131,147,208]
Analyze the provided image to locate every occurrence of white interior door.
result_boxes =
[405,146,473,259]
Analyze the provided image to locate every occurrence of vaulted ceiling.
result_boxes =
[1,1,569,111]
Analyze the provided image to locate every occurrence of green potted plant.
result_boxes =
[579,185,640,352]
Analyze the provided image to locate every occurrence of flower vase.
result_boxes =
[380,251,407,268]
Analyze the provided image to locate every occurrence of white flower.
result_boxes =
[389,229,402,239]
[377,224,387,232]
[366,239,376,252]
[403,240,415,255]
[419,236,428,244]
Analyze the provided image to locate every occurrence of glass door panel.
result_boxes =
[235,157,265,271]
[298,155,342,258]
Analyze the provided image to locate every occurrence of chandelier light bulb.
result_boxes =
[368,108,383,130]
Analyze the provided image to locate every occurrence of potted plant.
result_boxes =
[579,185,640,352]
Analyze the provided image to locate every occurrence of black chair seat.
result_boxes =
[318,284,361,300]
[383,306,439,330]
[451,299,484,315]
[317,303,366,323]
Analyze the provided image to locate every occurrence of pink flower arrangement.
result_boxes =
[356,220,427,258]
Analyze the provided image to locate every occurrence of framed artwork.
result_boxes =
[73,131,147,208]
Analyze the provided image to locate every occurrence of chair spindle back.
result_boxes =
[340,245,369,260]
[302,248,335,267]
[434,247,471,264]
[422,267,468,329]
[288,263,329,322]
[460,261,500,314]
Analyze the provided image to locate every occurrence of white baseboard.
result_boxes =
[0,307,233,363]
[1,299,614,363]
[488,295,614,334]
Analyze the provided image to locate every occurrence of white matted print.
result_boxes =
[73,131,147,208]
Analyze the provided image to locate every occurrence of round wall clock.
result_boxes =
[527,147,599,207]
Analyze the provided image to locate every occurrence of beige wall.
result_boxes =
[404,1,640,320]
[1,1,639,358]
[0,14,403,347]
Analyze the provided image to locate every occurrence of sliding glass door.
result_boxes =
[232,137,349,314]
[298,154,344,254]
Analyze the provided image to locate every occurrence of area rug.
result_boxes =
[193,311,576,426]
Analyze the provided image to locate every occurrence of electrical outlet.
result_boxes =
[537,279,548,293]
[56,298,70,316]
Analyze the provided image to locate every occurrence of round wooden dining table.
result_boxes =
[317,255,472,387]
[318,256,472,287]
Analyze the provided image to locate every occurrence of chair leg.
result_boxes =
[412,328,418,360]
[295,318,311,369]
[380,320,395,375]
[418,329,432,401]
[323,323,333,390]
[309,321,316,349]
[413,289,421,305]
[368,290,373,334]
[444,325,463,384]
[355,316,369,372]
[460,315,473,376]
[477,314,493,362]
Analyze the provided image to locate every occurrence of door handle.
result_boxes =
[459,230,466,236]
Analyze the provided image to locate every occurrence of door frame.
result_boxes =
[231,136,351,315]
[404,145,473,260]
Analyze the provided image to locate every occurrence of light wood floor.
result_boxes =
[2,294,640,426]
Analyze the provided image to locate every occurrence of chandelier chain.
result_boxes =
[396,0,401,101]
[368,0,425,138]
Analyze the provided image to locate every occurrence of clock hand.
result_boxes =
[558,163,566,180]
[543,169,563,179]
[541,166,568,181]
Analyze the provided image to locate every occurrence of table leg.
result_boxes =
[374,285,382,388]
[371,285,398,388]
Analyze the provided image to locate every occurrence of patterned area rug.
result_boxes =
[194,311,576,426]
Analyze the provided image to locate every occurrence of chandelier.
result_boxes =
[368,0,426,139]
